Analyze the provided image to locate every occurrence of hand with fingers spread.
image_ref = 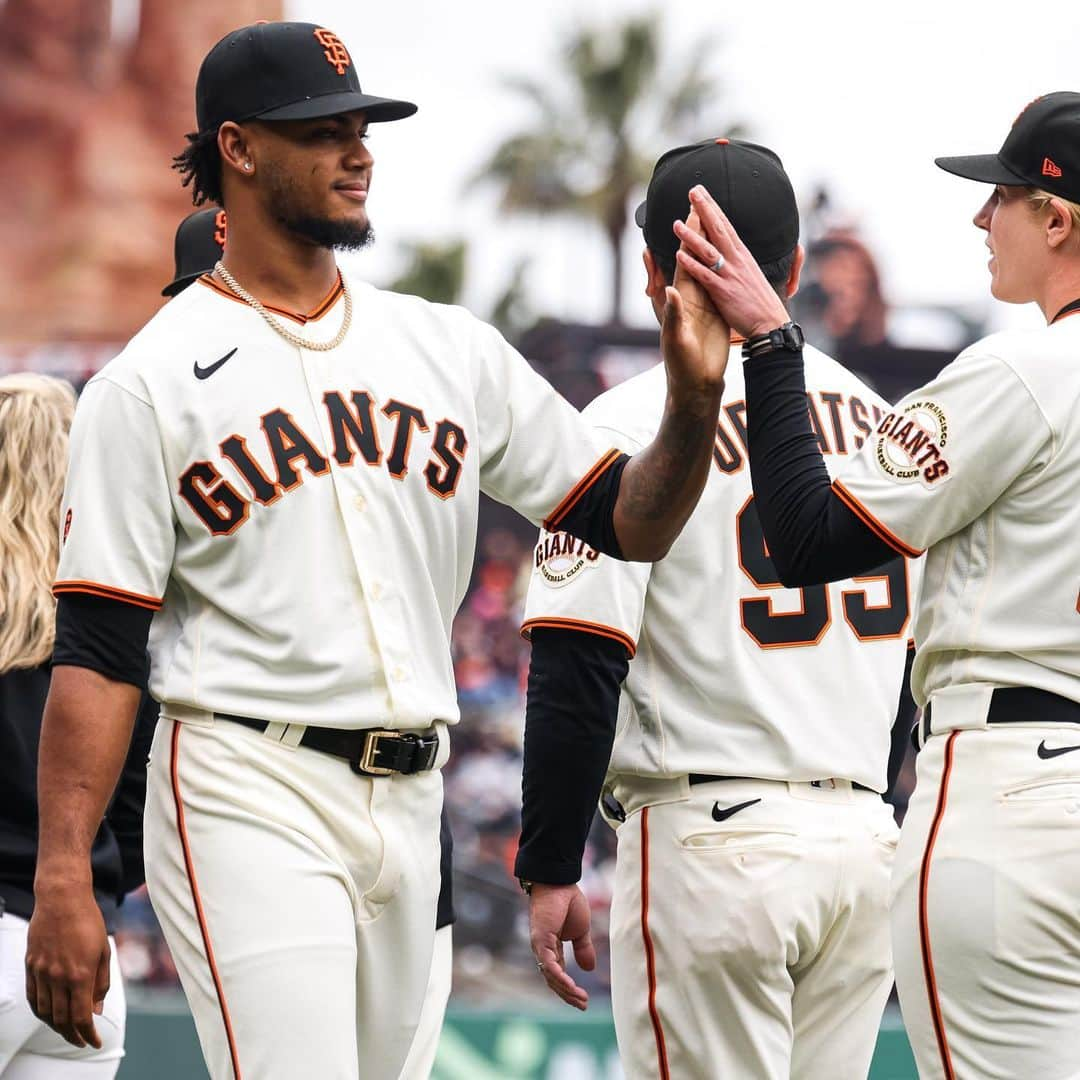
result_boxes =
[25,883,111,1049]
[528,883,595,1011]
[675,185,792,340]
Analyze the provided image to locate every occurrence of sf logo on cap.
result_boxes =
[214,210,227,248]
[314,28,351,76]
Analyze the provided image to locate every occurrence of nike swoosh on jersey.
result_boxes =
[194,348,238,380]
[1036,740,1080,760]
[711,797,762,822]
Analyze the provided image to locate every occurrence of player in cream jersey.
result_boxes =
[25,23,731,1080]
[679,93,1080,1080]
[56,269,614,730]
[517,140,917,1080]
[524,344,914,789]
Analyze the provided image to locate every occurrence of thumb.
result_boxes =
[572,926,596,972]
[661,286,685,344]
[93,947,110,1015]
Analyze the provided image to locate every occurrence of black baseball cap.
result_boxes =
[935,92,1080,204]
[162,208,226,297]
[195,21,417,135]
[635,138,799,269]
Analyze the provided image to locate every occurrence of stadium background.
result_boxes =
[4,1,1071,1075]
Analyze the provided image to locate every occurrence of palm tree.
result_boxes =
[389,240,468,307]
[475,13,742,325]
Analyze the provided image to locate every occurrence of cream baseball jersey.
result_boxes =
[523,344,916,791]
[55,273,619,729]
[831,318,1080,708]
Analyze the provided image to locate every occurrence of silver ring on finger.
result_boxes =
[709,254,726,273]
[536,961,545,973]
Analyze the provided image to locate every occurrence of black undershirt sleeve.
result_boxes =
[53,594,153,687]
[550,453,628,561]
[743,352,901,586]
[515,627,629,885]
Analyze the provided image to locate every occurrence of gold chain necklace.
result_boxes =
[213,261,352,351]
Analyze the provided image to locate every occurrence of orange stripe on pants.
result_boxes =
[640,808,670,1080]
[170,722,243,1079]
[917,730,959,1080]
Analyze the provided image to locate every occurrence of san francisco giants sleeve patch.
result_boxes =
[534,531,602,588]
[872,400,951,487]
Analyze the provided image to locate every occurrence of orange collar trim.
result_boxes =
[197,272,345,325]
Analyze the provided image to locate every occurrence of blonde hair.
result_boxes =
[1026,188,1080,233]
[0,374,76,673]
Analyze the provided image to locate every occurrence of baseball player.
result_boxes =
[25,20,729,1080]
[518,139,917,1079]
[0,374,156,1078]
[678,93,1080,1079]
[162,203,460,1080]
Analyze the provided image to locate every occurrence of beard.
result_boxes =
[262,162,375,252]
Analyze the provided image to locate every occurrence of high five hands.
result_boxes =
[673,186,791,340]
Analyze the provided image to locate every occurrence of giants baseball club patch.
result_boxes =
[535,531,601,588]
[873,401,951,487]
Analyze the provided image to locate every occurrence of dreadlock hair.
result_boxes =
[173,128,224,207]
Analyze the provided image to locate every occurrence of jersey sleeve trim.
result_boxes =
[543,448,623,532]
[832,480,924,559]
[53,581,164,612]
[520,617,637,659]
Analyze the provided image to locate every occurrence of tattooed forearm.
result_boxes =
[613,387,722,559]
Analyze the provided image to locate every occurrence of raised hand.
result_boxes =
[674,185,791,339]
[660,209,732,394]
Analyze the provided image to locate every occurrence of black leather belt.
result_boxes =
[215,713,440,777]
[919,687,1080,747]
[688,773,876,794]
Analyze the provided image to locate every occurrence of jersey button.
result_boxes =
[391,666,408,683]
[353,494,367,511]
[370,581,384,601]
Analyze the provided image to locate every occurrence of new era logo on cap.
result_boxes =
[1043,157,1063,178]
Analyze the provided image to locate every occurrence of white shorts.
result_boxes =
[0,912,126,1078]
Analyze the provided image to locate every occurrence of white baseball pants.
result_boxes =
[397,924,452,1080]
[144,714,444,1080]
[605,775,896,1080]
[0,913,125,1078]
[892,714,1080,1080]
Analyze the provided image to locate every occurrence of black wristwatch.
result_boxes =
[741,321,805,360]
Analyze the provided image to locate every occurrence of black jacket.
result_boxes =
[0,663,158,933]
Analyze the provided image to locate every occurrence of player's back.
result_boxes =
[524,343,915,790]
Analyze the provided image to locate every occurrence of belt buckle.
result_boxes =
[358,729,404,776]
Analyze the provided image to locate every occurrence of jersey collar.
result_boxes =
[1050,297,1080,324]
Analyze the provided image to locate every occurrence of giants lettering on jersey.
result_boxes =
[712,390,884,475]
[873,400,951,487]
[178,390,469,535]
[535,531,602,588]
